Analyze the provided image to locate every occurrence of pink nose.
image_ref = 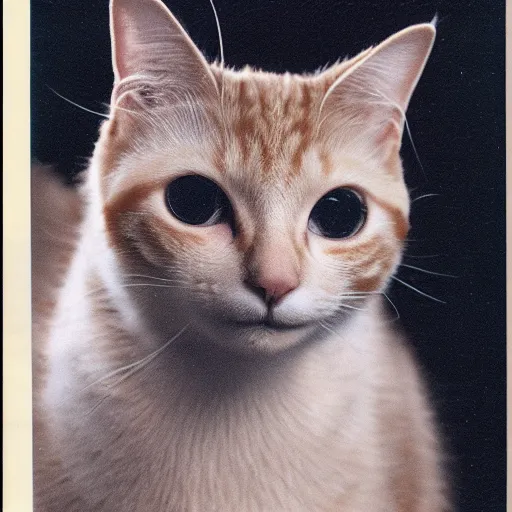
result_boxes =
[247,271,299,304]
[245,236,300,305]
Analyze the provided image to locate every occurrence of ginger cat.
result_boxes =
[33,0,449,510]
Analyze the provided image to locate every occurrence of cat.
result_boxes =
[33,0,450,510]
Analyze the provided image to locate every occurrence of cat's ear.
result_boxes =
[109,0,218,107]
[319,23,435,147]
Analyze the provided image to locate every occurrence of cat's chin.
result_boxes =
[196,317,319,355]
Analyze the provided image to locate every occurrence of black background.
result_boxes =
[31,0,506,510]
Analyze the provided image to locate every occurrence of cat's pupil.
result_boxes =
[166,175,229,226]
[308,188,367,239]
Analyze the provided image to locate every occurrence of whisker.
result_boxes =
[400,263,457,278]
[341,291,381,296]
[343,290,400,323]
[79,325,189,410]
[100,101,141,117]
[411,193,440,204]
[47,86,109,119]
[365,87,425,178]
[119,283,188,289]
[85,396,110,417]
[338,303,365,312]
[403,116,426,179]
[208,0,224,65]
[404,254,444,259]
[121,273,189,283]
[391,276,445,304]
[86,356,165,416]
[381,291,400,322]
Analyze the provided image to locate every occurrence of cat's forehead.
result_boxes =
[221,70,325,115]
[212,69,335,183]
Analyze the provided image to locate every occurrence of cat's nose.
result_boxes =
[245,235,300,305]
[246,269,299,305]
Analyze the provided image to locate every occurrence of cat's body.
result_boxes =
[33,0,448,510]
[35,260,443,511]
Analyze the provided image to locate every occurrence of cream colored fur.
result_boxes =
[33,1,449,510]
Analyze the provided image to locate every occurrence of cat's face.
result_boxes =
[94,0,434,353]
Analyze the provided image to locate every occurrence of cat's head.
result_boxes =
[92,0,435,353]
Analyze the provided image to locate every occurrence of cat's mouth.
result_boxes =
[231,318,310,332]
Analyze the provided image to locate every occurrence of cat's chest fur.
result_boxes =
[40,277,400,512]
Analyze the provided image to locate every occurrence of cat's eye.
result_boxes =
[308,188,367,239]
[165,175,232,226]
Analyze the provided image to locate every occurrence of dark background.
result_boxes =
[31,0,506,510]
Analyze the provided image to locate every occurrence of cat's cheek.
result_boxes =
[205,223,234,245]
[305,232,331,260]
